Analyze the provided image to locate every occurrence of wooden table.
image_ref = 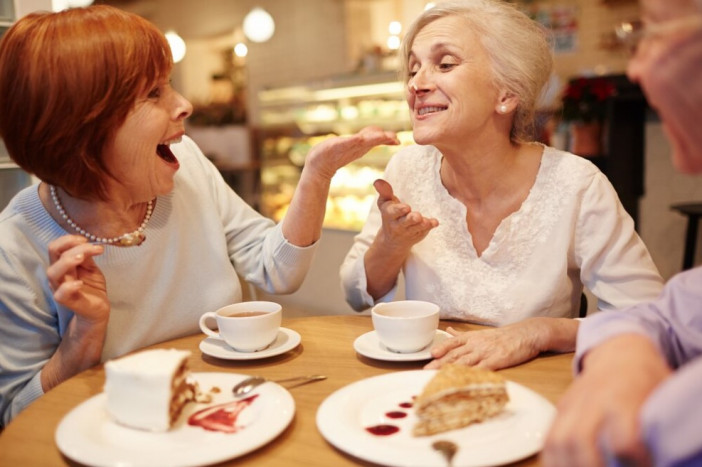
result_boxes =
[0,315,573,466]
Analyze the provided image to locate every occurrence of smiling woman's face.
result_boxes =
[405,15,500,149]
[103,79,193,204]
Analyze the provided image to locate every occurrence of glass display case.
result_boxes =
[257,72,414,231]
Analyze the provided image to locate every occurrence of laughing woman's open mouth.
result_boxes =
[157,137,180,168]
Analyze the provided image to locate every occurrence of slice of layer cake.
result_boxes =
[104,348,199,431]
[413,364,509,436]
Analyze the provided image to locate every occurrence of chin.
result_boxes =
[411,129,437,146]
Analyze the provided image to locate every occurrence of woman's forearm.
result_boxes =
[40,316,108,392]
[535,316,580,353]
[363,233,411,300]
[281,168,331,247]
[280,128,399,248]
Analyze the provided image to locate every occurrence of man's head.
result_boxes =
[627,0,702,173]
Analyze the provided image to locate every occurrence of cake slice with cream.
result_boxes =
[104,348,201,431]
[413,364,509,436]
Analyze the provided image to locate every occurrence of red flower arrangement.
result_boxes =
[561,77,616,123]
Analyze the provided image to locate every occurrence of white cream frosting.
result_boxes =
[104,348,191,431]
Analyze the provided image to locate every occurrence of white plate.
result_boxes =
[55,372,295,467]
[199,327,301,360]
[316,370,556,467]
[353,330,451,362]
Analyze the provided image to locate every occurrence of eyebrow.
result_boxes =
[409,41,462,60]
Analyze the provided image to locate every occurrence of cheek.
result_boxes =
[406,91,415,109]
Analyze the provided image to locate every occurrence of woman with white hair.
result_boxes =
[340,0,663,370]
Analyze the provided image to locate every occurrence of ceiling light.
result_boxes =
[52,0,93,10]
[388,21,402,35]
[243,7,276,43]
[165,31,186,63]
[234,42,248,58]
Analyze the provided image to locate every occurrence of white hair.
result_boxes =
[400,0,553,142]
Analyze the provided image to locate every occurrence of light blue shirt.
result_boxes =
[0,136,316,427]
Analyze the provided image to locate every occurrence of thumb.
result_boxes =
[373,179,396,202]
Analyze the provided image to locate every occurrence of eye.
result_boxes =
[439,61,457,71]
[147,86,162,99]
[407,62,419,79]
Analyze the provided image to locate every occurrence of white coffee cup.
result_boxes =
[371,300,440,353]
[199,301,282,352]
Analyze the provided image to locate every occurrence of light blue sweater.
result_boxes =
[0,136,316,427]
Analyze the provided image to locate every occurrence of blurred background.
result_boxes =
[2,0,701,314]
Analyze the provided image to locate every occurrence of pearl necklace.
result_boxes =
[50,185,154,247]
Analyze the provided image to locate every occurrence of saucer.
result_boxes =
[353,329,452,362]
[199,327,301,360]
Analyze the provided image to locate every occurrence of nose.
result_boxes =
[174,91,193,120]
[408,68,432,95]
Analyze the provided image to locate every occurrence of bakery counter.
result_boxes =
[259,130,414,231]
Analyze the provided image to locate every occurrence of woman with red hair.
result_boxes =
[0,5,398,427]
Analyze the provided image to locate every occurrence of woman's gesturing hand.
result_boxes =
[362,178,439,300]
[47,235,109,323]
[303,126,400,181]
[374,178,439,253]
[42,234,110,392]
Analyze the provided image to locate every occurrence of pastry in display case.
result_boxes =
[257,73,414,231]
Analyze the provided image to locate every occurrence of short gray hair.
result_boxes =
[400,0,553,142]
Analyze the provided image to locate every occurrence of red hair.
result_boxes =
[0,5,173,200]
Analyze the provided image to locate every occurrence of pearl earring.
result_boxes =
[499,104,508,113]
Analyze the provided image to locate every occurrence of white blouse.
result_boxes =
[340,144,663,326]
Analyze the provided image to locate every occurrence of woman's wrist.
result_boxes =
[300,150,337,183]
[532,316,579,353]
[41,314,108,391]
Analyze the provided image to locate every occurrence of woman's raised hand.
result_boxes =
[47,235,109,323]
[362,178,439,299]
[303,126,399,181]
[374,178,439,253]
[41,234,110,391]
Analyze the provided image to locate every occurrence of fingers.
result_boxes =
[376,196,438,237]
[48,234,89,264]
[47,239,104,291]
[425,332,473,369]
[373,179,439,249]
[605,408,650,465]
[52,279,86,303]
[425,349,492,370]
[543,386,606,467]
[373,179,397,203]
[430,330,465,357]
[358,126,400,146]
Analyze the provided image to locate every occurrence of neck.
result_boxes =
[46,184,155,247]
[439,140,524,203]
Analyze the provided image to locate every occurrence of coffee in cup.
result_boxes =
[199,301,282,352]
[371,300,440,353]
